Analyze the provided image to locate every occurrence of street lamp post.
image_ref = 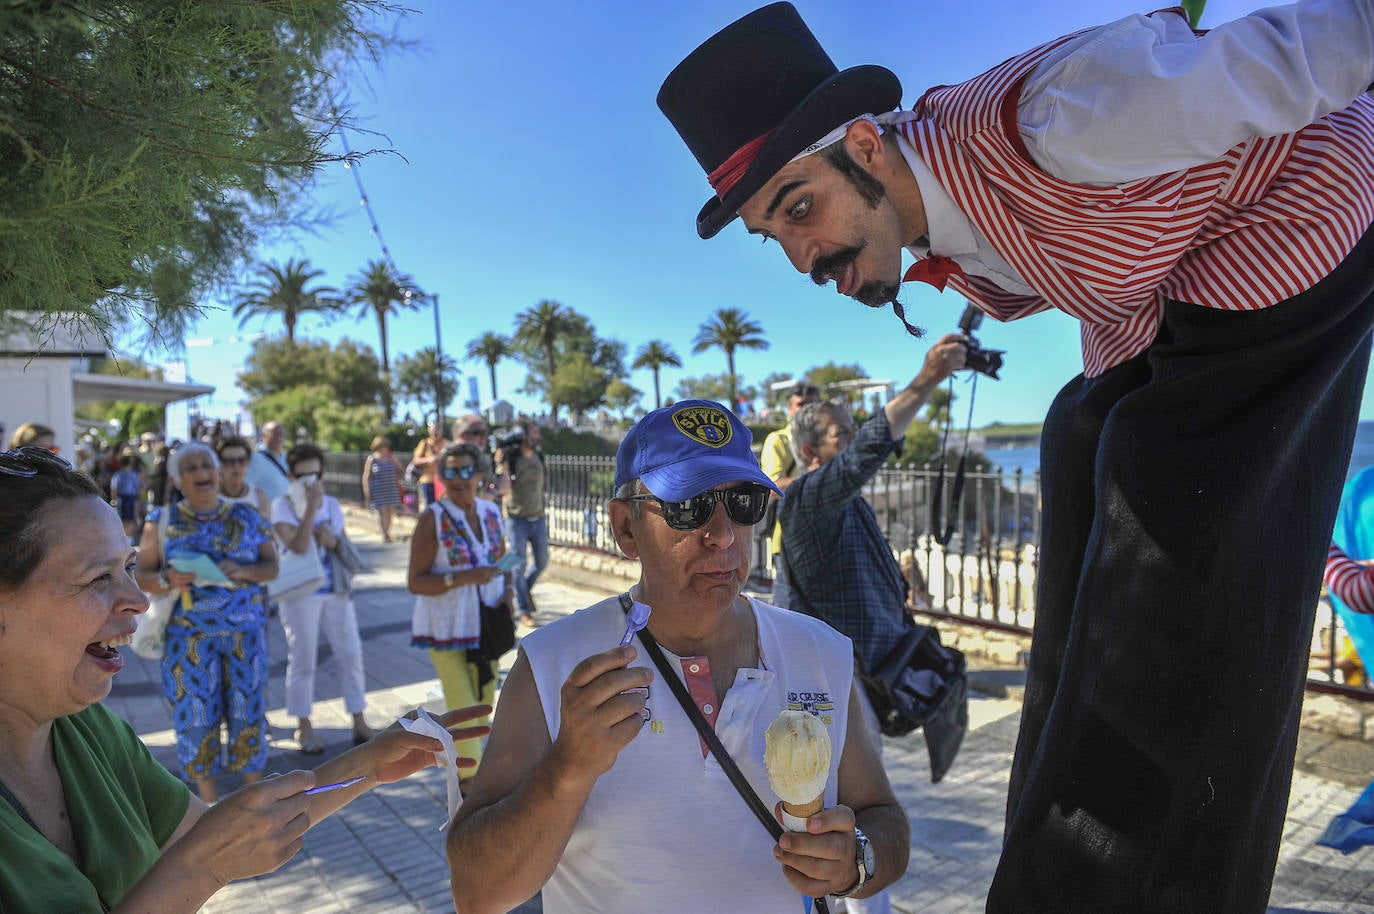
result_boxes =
[429,292,445,437]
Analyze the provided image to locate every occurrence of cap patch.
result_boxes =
[671,405,733,449]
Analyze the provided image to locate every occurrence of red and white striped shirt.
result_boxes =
[1325,543,1374,615]
[900,6,1374,376]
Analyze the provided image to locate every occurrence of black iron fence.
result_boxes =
[324,451,370,505]
[855,463,1041,633]
[537,455,1371,702]
[539,456,1039,627]
[318,450,1369,701]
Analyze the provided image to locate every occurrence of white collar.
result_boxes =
[890,120,979,260]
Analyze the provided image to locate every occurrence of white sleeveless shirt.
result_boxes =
[522,595,854,914]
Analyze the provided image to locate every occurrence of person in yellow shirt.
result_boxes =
[760,380,818,609]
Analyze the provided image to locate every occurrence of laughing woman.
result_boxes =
[134,442,278,803]
[0,446,492,912]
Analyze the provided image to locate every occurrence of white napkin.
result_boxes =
[398,706,461,829]
[287,478,311,521]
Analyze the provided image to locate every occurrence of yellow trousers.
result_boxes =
[427,649,496,773]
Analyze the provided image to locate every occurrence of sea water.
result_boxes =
[984,444,1041,477]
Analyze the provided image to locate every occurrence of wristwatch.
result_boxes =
[834,826,875,898]
[443,573,455,589]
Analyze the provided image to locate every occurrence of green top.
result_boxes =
[504,449,546,519]
[0,703,190,912]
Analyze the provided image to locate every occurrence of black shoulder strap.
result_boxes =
[618,593,831,914]
[263,449,291,480]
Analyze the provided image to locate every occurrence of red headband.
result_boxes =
[706,130,773,200]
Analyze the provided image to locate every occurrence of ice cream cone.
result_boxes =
[764,709,833,832]
[780,791,825,832]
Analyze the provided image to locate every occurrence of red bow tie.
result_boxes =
[903,255,965,291]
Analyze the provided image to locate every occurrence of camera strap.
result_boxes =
[931,374,979,547]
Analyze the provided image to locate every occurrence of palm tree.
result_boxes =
[395,347,461,419]
[347,259,425,421]
[514,299,574,421]
[632,340,683,409]
[232,259,340,345]
[465,331,513,403]
[691,308,769,410]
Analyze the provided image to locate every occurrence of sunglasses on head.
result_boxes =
[621,484,771,531]
[0,446,73,477]
[440,464,478,481]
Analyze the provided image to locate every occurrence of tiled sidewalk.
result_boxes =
[104,526,1374,913]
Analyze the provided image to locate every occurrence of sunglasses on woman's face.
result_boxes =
[440,464,478,481]
[620,484,771,531]
[0,446,73,477]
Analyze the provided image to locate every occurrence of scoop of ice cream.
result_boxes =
[764,709,832,805]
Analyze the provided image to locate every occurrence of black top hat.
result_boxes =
[658,2,902,239]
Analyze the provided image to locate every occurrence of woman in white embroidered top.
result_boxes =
[271,443,376,756]
[406,442,515,786]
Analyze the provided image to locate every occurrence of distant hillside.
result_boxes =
[978,421,1043,447]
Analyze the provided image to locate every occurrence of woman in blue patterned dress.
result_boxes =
[134,442,279,802]
[362,434,405,543]
[406,442,515,784]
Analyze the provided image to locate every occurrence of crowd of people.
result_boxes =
[3,0,1373,909]
[0,405,557,909]
[0,441,492,912]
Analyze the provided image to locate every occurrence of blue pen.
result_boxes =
[304,775,366,796]
[619,600,651,646]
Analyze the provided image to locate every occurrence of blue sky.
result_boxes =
[150,0,1372,433]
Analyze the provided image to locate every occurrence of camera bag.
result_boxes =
[859,624,969,783]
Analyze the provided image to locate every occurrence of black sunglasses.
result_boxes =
[0,446,72,478]
[621,484,771,531]
[441,464,478,481]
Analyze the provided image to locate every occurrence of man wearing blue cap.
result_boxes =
[447,399,908,913]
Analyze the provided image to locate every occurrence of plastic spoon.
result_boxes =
[619,600,651,646]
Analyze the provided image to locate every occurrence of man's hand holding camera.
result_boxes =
[884,332,972,444]
[917,333,971,388]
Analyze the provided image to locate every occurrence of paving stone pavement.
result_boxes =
[103,516,1374,913]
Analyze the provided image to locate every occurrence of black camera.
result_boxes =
[493,427,524,451]
[957,304,1005,380]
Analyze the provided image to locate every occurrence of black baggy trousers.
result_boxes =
[987,223,1374,914]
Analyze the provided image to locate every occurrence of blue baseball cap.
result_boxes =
[615,399,783,501]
